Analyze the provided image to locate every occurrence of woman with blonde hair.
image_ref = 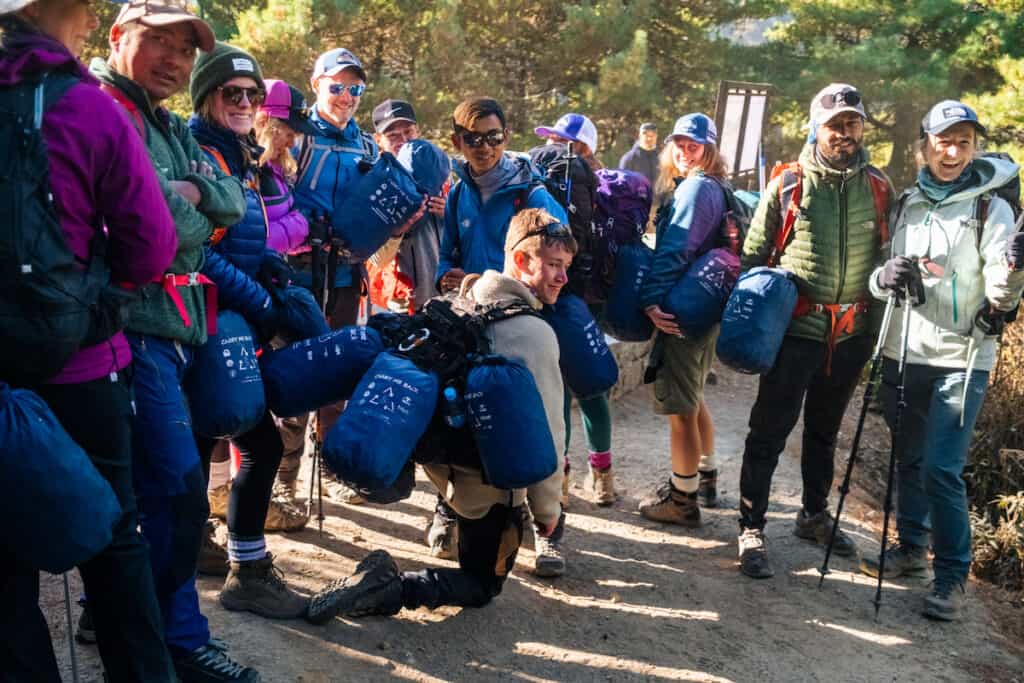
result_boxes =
[638,113,729,527]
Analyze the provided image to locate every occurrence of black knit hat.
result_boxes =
[190,41,265,111]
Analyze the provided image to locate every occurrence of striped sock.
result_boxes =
[227,534,266,563]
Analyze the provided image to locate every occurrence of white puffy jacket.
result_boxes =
[869,156,1024,370]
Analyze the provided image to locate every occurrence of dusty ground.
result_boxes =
[44,363,1024,682]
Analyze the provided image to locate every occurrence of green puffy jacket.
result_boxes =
[89,59,245,346]
[741,144,893,344]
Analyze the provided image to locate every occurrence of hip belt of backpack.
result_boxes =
[161,272,217,334]
[768,162,891,374]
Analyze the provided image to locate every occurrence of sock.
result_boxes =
[588,450,612,471]
[227,534,266,563]
[698,453,718,473]
[208,459,232,491]
[671,472,699,494]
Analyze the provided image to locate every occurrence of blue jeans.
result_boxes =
[879,360,988,586]
[128,334,210,655]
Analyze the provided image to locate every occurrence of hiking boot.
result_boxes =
[322,475,366,505]
[923,579,965,621]
[638,482,701,527]
[793,508,857,557]
[75,602,95,645]
[173,638,260,682]
[534,513,566,578]
[219,553,307,619]
[697,469,718,508]
[860,542,929,579]
[264,486,309,533]
[306,550,403,624]
[585,465,615,506]
[425,497,458,560]
[738,527,774,579]
[560,463,570,508]
[208,483,230,521]
[197,521,229,577]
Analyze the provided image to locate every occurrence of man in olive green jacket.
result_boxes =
[736,83,893,579]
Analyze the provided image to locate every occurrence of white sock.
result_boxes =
[699,453,718,472]
[671,472,699,494]
[209,459,232,490]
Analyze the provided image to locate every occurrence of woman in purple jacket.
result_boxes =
[0,0,178,680]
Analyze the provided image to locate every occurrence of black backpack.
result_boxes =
[0,72,114,386]
[977,152,1022,225]
[527,143,597,296]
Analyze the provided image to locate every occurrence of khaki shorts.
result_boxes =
[653,325,719,415]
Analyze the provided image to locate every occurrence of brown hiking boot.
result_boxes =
[197,521,228,577]
[638,482,701,527]
[264,483,309,533]
[219,552,307,619]
[698,469,718,508]
[208,482,230,520]
[585,465,615,506]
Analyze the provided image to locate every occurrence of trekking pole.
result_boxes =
[873,286,913,620]
[818,294,897,587]
[563,140,576,213]
[306,212,329,536]
[62,573,80,683]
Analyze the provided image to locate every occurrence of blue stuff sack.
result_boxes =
[186,310,265,438]
[1,383,121,573]
[332,152,423,260]
[664,248,740,338]
[466,356,557,488]
[716,267,799,374]
[324,351,439,490]
[543,293,619,398]
[600,240,654,342]
[260,326,383,417]
[274,285,329,343]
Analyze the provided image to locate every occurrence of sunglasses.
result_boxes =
[218,85,265,107]
[819,90,861,109]
[459,129,507,148]
[511,222,572,250]
[328,83,366,97]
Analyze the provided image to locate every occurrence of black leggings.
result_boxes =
[197,411,283,537]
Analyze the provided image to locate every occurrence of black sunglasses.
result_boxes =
[218,85,266,107]
[819,89,861,110]
[459,129,507,148]
[511,223,572,250]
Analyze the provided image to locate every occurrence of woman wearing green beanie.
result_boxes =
[187,41,309,621]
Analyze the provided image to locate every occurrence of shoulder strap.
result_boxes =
[514,182,544,213]
[768,162,803,267]
[478,300,541,325]
[99,82,145,137]
[200,145,232,176]
[974,193,993,250]
[865,165,892,244]
[296,132,314,179]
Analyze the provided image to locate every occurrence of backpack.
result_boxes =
[0,72,115,386]
[590,169,653,300]
[976,151,1022,227]
[528,143,598,295]
[711,178,758,256]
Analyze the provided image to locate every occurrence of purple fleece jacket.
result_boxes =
[0,26,177,384]
[262,161,309,254]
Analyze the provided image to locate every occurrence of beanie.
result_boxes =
[190,41,265,111]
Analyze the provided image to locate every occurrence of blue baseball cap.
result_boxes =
[665,113,717,146]
[535,113,598,152]
[921,100,986,137]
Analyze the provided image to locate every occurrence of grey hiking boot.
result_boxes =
[322,474,367,505]
[698,469,718,508]
[793,508,857,557]
[860,542,929,579]
[425,496,458,560]
[738,527,774,579]
[198,521,229,577]
[173,638,260,682]
[923,578,965,621]
[638,482,701,527]
[585,465,616,506]
[534,513,566,578]
[219,553,307,619]
[305,550,404,624]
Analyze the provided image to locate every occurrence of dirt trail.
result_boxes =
[44,363,1023,682]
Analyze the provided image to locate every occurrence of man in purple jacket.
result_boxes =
[0,1,179,681]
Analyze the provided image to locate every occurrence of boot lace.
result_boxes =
[193,639,247,678]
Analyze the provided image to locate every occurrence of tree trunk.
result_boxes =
[884,105,918,189]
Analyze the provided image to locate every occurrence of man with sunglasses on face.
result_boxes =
[735,83,894,580]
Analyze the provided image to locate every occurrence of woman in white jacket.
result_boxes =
[863,100,1024,621]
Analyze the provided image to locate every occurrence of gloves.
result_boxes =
[878,256,926,305]
[258,251,293,294]
[1006,232,1024,271]
[973,302,1006,338]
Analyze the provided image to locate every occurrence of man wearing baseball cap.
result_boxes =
[618,121,659,185]
[735,83,894,580]
[372,98,418,155]
[91,5,260,681]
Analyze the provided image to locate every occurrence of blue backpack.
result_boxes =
[1,383,121,573]
[664,247,740,339]
[600,240,654,342]
[716,267,799,374]
[542,293,619,398]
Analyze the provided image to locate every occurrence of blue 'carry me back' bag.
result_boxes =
[543,293,619,398]
[716,267,799,374]
[664,247,740,339]
[600,240,654,342]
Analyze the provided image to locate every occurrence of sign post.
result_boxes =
[714,81,772,191]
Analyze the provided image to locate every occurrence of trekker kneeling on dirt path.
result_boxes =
[304,208,571,622]
[736,84,894,579]
[860,100,1024,621]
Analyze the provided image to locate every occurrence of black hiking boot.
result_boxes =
[534,512,567,578]
[793,508,857,557]
[173,638,260,682]
[305,550,403,624]
[697,469,718,508]
[923,578,965,621]
[738,527,774,579]
[860,542,930,579]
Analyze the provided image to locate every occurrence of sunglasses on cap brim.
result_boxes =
[511,223,572,250]
[819,90,862,109]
